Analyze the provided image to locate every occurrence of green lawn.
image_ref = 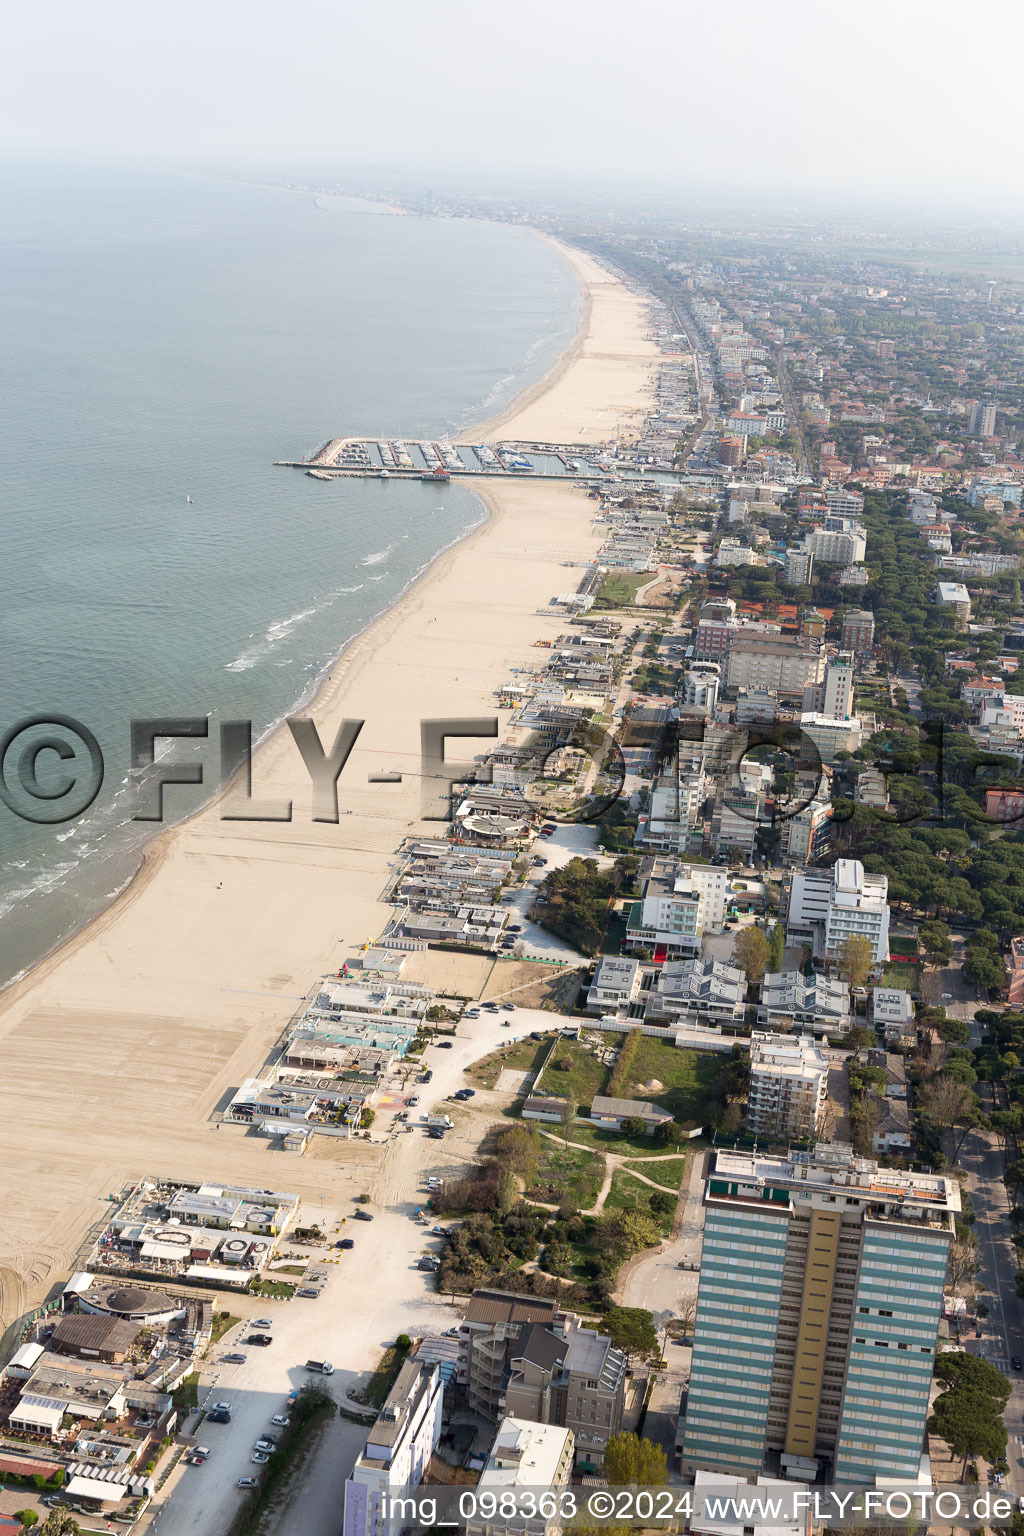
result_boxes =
[603,1168,679,1233]
[553,1119,686,1159]
[881,960,919,989]
[623,1039,720,1130]
[536,1039,610,1109]
[359,1342,411,1409]
[210,1312,240,1344]
[464,1037,551,1089]
[526,1139,605,1208]
[594,571,648,609]
[600,910,630,955]
[250,1278,296,1299]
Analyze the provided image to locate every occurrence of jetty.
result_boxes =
[275,435,691,486]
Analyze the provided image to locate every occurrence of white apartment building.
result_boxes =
[806,518,868,565]
[936,581,971,623]
[343,1362,444,1536]
[627,857,729,957]
[646,957,746,1029]
[716,537,765,568]
[783,544,813,586]
[799,712,863,764]
[467,1419,575,1536]
[806,653,855,720]
[726,633,825,699]
[781,795,833,864]
[747,1032,830,1138]
[786,858,889,965]
[825,489,865,519]
[757,971,851,1037]
[637,756,708,854]
[682,663,721,716]
[980,692,1024,737]
[871,987,915,1045]
[587,956,642,1017]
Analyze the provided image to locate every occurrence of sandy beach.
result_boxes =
[0,239,658,1333]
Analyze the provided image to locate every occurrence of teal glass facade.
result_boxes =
[833,1221,949,1483]
[681,1199,791,1477]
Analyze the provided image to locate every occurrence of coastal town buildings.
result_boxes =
[746,1032,829,1139]
[625,857,729,957]
[680,1146,958,1484]
[343,1362,444,1536]
[785,859,890,966]
[466,1420,574,1536]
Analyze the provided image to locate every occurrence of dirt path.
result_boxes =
[533,1130,686,1214]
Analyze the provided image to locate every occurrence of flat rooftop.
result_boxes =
[712,1145,959,1215]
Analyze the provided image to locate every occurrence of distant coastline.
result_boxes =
[0,225,588,1006]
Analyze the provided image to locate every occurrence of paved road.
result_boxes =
[923,938,981,1026]
[896,669,925,718]
[620,1146,707,1315]
[962,1125,1024,1495]
[142,1005,570,1536]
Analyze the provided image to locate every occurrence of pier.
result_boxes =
[275,435,692,486]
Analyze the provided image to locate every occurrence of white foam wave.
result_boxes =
[225,582,366,672]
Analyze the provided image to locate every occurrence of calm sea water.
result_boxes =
[0,163,579,988]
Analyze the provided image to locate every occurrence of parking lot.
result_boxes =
[143,1005,567,1536]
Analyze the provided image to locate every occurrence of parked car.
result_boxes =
[337,1238,354,1249]
[252,1319,272,1329]
[246,1333,273,1346]
[1013,1356,1022,1372]
[271,1415,291,1427]
[297,1287,321,1298]
[354,1208,374,1221]
[461,1087,476,1097]
[206,1410,231,1424]
[437,1040,453,1049]
[223,1353,247,1365]
[237,1478,258,1490]
[251,1451,269,1465]
[418,1256,439,1270]
[408,1094,420,1105]
[428,1128,444,1139]
[212,1401,232,1413]
[255,1437,278,1452]
[503,1001,517,1009]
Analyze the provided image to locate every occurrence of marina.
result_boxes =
[276,435,691,486]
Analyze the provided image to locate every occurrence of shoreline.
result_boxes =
[0,234,588,1008]
[0,233,658,1326]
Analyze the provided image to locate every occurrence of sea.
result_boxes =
[0,162,580,990]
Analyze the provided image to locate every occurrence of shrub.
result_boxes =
[606,1028,641,1098]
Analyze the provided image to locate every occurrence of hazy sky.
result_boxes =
[2,0,1020,205]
